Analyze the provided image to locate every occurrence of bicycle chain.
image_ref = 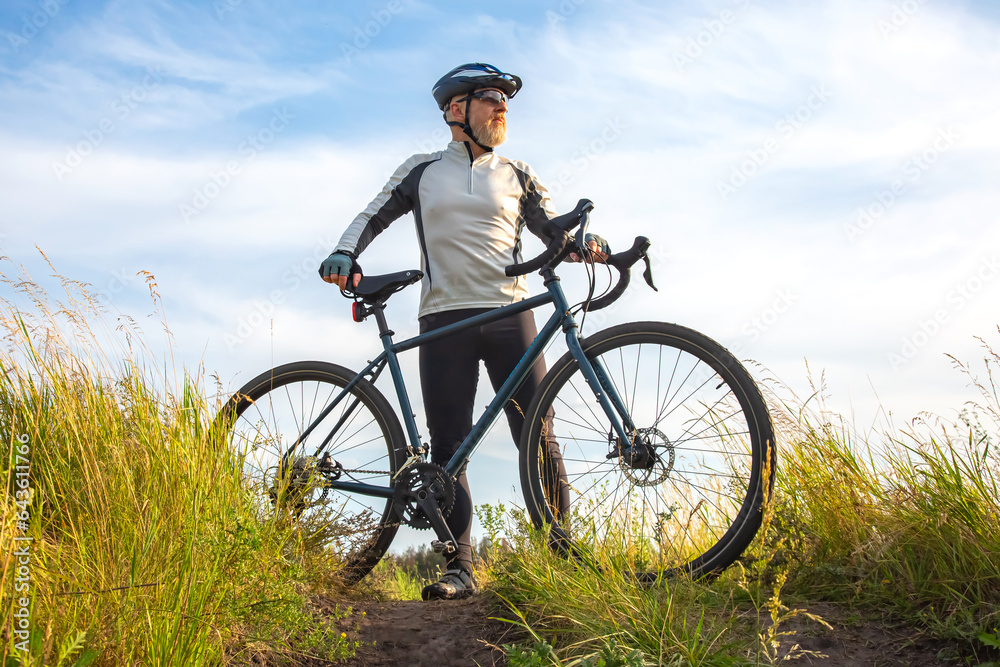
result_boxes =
[323,452,425,480]
[335,467,393,476]
[320,457,452,532]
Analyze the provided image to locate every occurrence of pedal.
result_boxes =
[431,539,456,555]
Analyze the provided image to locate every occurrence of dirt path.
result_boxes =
[312,596,962,666]
[337,596,516,667]
[773,602,962,666]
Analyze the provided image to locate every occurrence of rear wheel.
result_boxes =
[519,321,775,581]
[217,361,406,583]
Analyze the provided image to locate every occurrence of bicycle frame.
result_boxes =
[306,266,638,501]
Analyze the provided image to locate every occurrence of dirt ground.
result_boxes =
[338,596,515,667]
[309,596,966,666]
[767,602,963,666]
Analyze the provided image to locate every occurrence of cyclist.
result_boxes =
[319,62,608,600]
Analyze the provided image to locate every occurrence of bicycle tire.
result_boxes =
[217,361,406,583]
[518,321,775,581]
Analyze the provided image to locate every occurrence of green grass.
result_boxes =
[0,260,359,665]
[479,337,1000,665]
[4,255,1000,665]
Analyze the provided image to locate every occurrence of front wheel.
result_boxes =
[518,322,775,581]
[216,361,407,583]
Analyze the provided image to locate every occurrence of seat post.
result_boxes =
[371,302,395,340]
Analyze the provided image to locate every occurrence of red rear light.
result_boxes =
[352,302,365,322]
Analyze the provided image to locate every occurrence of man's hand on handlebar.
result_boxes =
[569,233,610,264]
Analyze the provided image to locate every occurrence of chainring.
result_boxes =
[392,461,455,530]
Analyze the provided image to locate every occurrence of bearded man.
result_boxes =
[319,63,606,600]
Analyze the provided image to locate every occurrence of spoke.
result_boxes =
[672,394,742,447]
[353,453,391,471]
[572,464,620,505]
[669,470,742,508]
[225,373,396,573]
[672,435,754,455]
[628,344,640,421]
[563,375,609,432]
[653,363,717,430]
[527,331,768,579]
[326,421,383,456]
[564,463,617,485]
[552,412,604,434]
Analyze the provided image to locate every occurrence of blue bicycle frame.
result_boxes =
[304,266,638,501]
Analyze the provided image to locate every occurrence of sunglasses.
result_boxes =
[459,89,509,106]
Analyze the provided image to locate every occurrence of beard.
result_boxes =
[471,114,507,147]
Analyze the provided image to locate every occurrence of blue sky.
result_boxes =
[2,0,998,546]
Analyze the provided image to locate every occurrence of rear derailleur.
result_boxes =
[268,452,341,513]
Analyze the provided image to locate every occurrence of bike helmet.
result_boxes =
[432,63,522,151]
[431,63,522,110]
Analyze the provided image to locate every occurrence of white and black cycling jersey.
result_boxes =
[334,141,558,317]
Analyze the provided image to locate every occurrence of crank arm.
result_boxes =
[417,494,457,554]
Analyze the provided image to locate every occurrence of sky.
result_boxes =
[2,0,998,549]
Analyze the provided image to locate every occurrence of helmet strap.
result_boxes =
[443,97,493,153]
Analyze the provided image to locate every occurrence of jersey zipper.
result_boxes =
[462,141,475,194]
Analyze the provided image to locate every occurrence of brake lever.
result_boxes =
[642,254,658,292]
[573,208,591,254]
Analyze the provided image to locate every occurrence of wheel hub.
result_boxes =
[268,454,322,513]
[614,427,676,487]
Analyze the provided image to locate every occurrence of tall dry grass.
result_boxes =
[484,333,1000,665]
[0,255,356,665]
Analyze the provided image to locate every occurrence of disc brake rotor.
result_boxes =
[619,427,675,487]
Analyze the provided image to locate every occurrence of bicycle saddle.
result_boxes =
[350,269,423,303]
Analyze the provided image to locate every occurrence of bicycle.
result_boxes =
[217,199,776,584]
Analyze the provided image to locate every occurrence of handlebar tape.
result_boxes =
[583,236,651,312]
[504,199,594,277]
[505,232,568,277]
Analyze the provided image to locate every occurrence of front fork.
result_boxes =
[564,331,639,451]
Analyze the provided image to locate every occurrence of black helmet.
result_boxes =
[432,63,522,110]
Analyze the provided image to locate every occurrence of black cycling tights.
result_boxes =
[418,307,570,575]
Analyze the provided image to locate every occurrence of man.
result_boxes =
[319,63,607,600]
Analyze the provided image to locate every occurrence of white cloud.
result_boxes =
[3,0,999,437]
